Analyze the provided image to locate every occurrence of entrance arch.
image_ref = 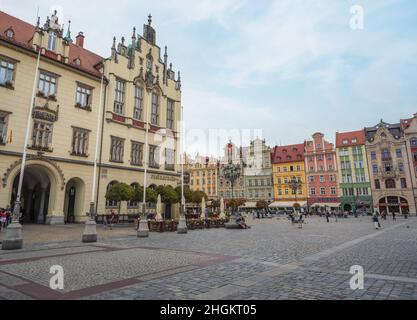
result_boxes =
[379,196,409,215]
[10,164,56,224]
[64,178,86,223]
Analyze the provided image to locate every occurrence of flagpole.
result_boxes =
[138,88,151,238]
[2,49,41,250]
[178,104,187,234]
[82,68,105,243]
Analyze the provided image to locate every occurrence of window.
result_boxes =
[363,188,369,195]
[149,145,160,168]
[38,72,57,97]
[310,188,316,195]
[396,149,402,158]
[375,179,381,189]
[114,79,125,115]
[320,175,325,183]
[320,187,326,195]
[296,165,301,171]
[283,166,287,172]
[410,138,417,147]
[330,175,335,182]
[110,137,124,162]
[371,151,377,160]
[372,164,378,173]
[106,181,119,208]
[71,127,89,156]
[165,148,175,171]
[128,183,140,208]
[352,138,357,144]
[151,93,160,125]
[134,86,144,120]
[76,84,92,108]
[385,179,396,189]
[309,176,315,183]
[32,121,53,150]
[131,142,143,166]
[290,166,294,172]
[6,29,14,38]
[167,99,175,130]
[0,58,15,85]
[47,32,57,51]
[399,163,404,172]
[343,139,348,145]
[381,149,391,161]
[331,187,337,195]
[0,112,9,144]
[401,178,407,189]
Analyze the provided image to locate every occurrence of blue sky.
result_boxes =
[1,0,417,156]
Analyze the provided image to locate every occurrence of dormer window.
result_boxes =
[74,58,81,66]
[48,32,58,51]
[6,29,14,38]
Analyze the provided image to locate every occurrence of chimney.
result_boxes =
[76,32,85,47]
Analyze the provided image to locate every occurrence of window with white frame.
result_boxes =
[149,145,160,168]
[151,93,160,125]
[38,72,57,97]
[320,187,326,195]
[165,148,175,171]
[47,32,57,51]
[110,137,124,162]
[32,121,53,149]
[131,141,143,166]
[331,187,337,195]
[134,86,144,120]
[71,127,89,156]
[76,84,92,108]
[167,99,175,130]
[310,188,316,195]
[114,79,125,115]
[0,58,15,85]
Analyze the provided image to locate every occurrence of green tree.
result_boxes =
[256,200,268,210]
[191,190,208,204]
[156,185,180,204]
[105,183,133,215]
[175,186,193,203]
[132,186,158,205]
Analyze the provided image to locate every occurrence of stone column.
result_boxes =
[37,188,47,224]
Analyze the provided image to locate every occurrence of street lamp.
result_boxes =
[289,176,302,213]
[222,142,242,217]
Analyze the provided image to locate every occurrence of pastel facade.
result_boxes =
[271,143,307,209]
[401,114,417,210]
[186,156,218,200]
[0,10,182,223]
[244,139,273,203]
[335,130,373,213]
[365,121,415,215]
[305,133,339,210]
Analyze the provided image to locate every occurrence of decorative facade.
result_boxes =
[401,113,417,210]
[305,133,339,211]
[186,155,219,200]
[335,130,373,213]
[0,10,182,223]
[218,142,245,200]
[271,143,307,209]
[365,121,415,214]
[243,139,273,204]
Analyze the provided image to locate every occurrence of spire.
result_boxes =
[163,46,168,85]
[132,26,136,40]
[64,20,72,43]
[121,36,125,46]
[36,16,40,29]
[176,70,182,91]
[148,14,152,26]
[111,36,118,62]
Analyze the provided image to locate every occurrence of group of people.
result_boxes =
[0,205,12,231]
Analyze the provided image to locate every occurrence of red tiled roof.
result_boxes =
[271,143,305,164]
[0,10,103,78]
[335,130,365,148]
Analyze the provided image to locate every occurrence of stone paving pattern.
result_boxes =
[0,216,416,300]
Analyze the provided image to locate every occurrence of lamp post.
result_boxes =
[289,176,302,213]
[223,142,242,218]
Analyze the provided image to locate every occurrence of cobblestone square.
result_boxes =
[0,216,416,300]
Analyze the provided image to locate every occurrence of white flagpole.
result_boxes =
[2,48,41,250]
[82,67,104,243]
[14,49,41,221]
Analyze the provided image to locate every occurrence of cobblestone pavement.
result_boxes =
[0,216,416,300]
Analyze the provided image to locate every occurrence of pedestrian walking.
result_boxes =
[325,211,330,223]
[0,209,7,230]
[392,211,396,221]
[298,212,304,229]
[5,205,12,226]
[373,212,380,230]
[109,210,116,230]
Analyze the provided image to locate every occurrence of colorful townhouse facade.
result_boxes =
[305,133,339,211]
[271,143,307,210]
[365,120,415,215]
[0,10,182,223]
[401,113,417,211]
[186,155,219,200]
[335,130,373,213]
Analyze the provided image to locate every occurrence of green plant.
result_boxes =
[156,185,180,204]
[105,183,133,215]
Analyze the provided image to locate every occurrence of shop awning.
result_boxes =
[269,201,307,208]
[311,203,341,208]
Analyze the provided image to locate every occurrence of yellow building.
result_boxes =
[0,10,182,224]
[186,156,218,200]
[270,144,307,210]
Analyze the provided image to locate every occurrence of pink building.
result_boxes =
[305,133,340,211]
